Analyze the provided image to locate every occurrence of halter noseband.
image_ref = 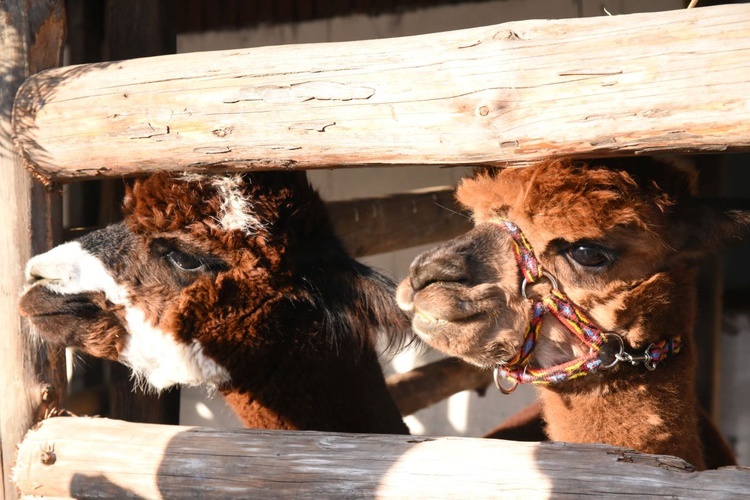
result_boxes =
[491,219,682,394]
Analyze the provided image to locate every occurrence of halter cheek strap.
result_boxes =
[491,219,681,394]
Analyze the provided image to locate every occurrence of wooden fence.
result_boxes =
[3,2,750,498]
[12,417,750,499]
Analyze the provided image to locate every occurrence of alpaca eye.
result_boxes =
[166,250,204,271]
[568,245,613,268]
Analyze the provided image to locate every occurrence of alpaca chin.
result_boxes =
[120,306,231,392]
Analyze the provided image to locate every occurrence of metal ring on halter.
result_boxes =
[493,365,518,394]
[521,271,559,300]
[598,332,625,370]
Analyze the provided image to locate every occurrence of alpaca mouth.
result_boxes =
[20,286,105,319]
[411,309,449,334]
[19,286,112,343]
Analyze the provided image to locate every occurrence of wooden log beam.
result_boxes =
[13,4,750,182]
[327,186,470,257]
[0,2,66,498]
[12,417,750,499]
[386,357,492,416]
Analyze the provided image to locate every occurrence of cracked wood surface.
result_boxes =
[12,416,750,498]
[12,4,750,181]
[0,2,66,498]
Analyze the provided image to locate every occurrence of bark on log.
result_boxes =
[386,357,492,416]
[13,4,750,182]
[0,2,66,498]
[12,417,750,499]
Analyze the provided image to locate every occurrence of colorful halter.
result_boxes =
[491,218,682,394]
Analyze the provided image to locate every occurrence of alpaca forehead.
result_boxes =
[211,175,264,234]
[462,173,662,243]
[173,173,264,235]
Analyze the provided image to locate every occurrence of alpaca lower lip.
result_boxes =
[23,313,91,346]
[412,296,494,323]
[412,308,488,333]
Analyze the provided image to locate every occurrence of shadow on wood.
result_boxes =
[12,417,750,498]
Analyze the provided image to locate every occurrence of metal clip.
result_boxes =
[599,333,657,371]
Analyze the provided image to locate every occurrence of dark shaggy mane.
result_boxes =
[248,171,413,356]
[298,251,413,358]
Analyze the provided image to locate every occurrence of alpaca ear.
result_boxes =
[679,199,750,258]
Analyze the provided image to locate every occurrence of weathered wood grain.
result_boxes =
[0,2,66,498]
[12,417,750,499]
[13,4,750,182]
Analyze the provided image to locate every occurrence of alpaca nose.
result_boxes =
[24,242,81,286]
[408,241,470,292]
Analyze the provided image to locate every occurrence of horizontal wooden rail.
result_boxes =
[327,186,470,257]
[13,417,750,498]
[386,357,492,416]
[13,4,750,182]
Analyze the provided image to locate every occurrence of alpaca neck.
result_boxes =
[537,339,705,469]
[220,343,408,435]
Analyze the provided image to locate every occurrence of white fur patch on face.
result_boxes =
[26,240,232,392]
[120,306,231,391]
[24,241,130,305]
[212,175,263,234]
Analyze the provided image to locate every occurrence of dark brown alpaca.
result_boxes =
[20,171,409,435]
[397,157,747,470]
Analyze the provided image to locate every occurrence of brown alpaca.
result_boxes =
[397,157,748,470]
[20,171,409,435]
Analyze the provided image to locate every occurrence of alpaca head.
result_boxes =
[397,157,750,386]
[20,172,402,392]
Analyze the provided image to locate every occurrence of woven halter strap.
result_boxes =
[490,218,682,394]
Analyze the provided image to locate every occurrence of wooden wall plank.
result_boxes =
[13,4,750,182]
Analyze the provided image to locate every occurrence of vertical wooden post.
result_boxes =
[693,155,727,419]
[0,1,66,497]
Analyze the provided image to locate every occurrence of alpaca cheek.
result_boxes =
[119,305,231,391]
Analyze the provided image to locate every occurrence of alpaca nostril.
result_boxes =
[409,248,469,292]
[25,251,75,286]
[25,262,46,285]
[27,271,44,284]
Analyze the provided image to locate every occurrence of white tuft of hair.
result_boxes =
[212,175,264,234]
